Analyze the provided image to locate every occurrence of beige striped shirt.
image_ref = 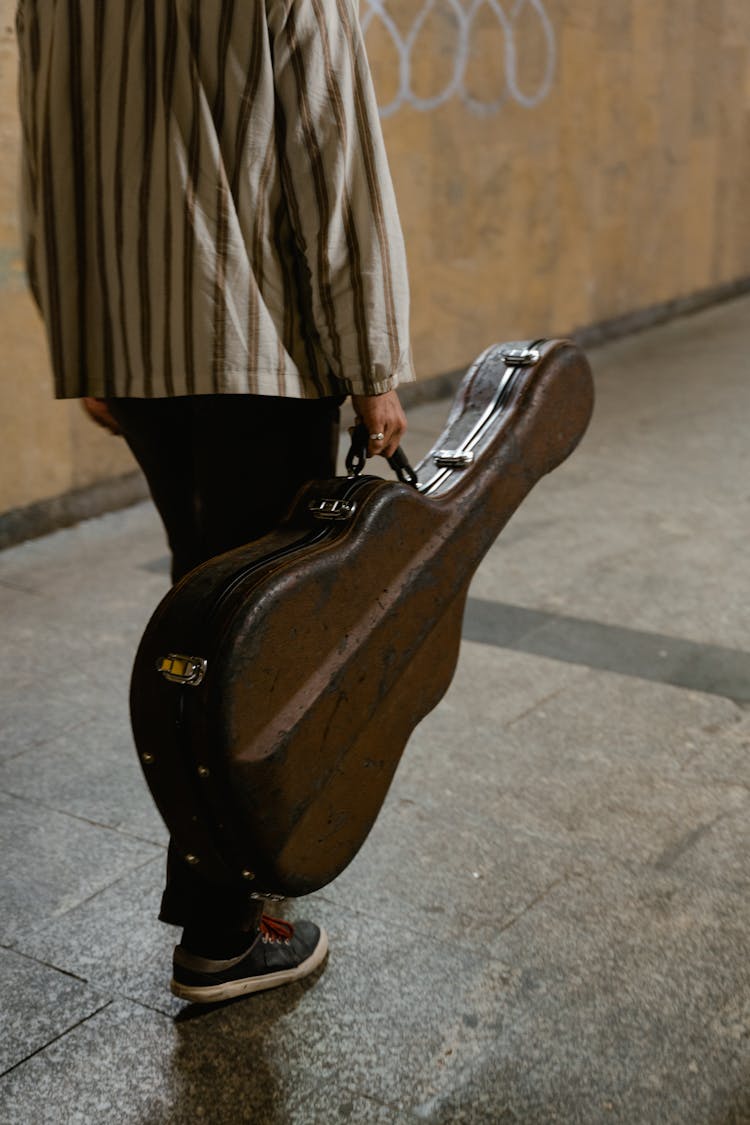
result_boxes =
[15,0,415,400]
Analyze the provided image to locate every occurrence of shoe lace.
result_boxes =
[260,914,294,945]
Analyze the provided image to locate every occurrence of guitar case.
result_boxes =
[130,339,594,899]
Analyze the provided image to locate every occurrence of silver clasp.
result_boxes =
[157,653,208,686]
[308,498,357,521]
[500,347,540,367]
[433,450,475,468]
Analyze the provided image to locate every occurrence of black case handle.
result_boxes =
[345,423,419,488]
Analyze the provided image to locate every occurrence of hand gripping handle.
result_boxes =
[345,423,419,488]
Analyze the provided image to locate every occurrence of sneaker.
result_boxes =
[170,915,328,1004]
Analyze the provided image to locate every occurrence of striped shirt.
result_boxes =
[15,0,415,400]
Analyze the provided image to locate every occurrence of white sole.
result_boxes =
[170,927,329,1004]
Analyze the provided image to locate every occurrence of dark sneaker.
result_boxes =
[170,915,328,1004]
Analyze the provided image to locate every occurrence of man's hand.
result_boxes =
[350,389,407,459]
[81,397,121,436]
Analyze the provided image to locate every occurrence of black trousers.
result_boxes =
[108,394,342,931]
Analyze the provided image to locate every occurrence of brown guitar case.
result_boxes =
[130,339,594,900]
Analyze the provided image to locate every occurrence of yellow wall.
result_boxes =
[375,0,750,365]
[0,8,137,520]
[2,0,749,525]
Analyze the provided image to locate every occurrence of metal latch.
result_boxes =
[500,347,540,367]
[157,653,208,686]
[308,498,357,521]
[433,450,475,468]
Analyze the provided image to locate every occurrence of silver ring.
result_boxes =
[370,432,385,442]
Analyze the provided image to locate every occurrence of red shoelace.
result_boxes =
[260,914,294,944]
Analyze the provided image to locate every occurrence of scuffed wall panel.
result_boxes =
[363,0,750,373]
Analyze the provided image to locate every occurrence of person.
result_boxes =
[15,0,414,1003]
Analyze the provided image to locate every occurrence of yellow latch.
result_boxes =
[157,653,208,687]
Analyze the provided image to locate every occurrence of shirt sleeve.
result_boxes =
[267,0,416,396]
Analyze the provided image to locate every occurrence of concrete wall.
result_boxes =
[2,0,749,540]
[375,0,750,365]
[0,6,139,539]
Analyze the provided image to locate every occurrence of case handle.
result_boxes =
[345,423,419,487]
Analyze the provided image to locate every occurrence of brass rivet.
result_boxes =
[141,752,155,764]
[241,869,255,881]
[185,854,200,866]
[197,766,210,778]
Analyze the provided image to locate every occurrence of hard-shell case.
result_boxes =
[131,340,594,899]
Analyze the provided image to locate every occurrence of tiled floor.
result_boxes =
[1,298,749,1123]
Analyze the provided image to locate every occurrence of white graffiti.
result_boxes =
[361,0,556,117]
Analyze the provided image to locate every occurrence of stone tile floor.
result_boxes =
[1,297,749,1123]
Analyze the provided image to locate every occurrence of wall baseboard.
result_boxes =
[568,276,750,350]
[398,277,750,408]
[0,471,148,552]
